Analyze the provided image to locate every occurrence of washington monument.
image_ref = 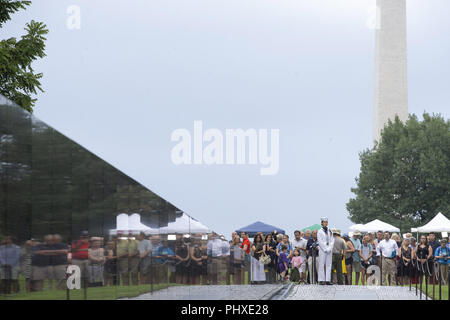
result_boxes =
[373,0,409,142]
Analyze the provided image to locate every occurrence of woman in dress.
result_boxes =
[251,234,266,283]
[263,234,277,284]
[415,235,433,284]
[398,238,413,285]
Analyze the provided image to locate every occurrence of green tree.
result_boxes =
[347,114,450,232]
[0,0,48,112]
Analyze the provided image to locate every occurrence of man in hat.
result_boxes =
[317,217,334,285]
[331,229,346,285]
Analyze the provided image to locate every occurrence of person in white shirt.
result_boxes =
[292,230,308,283]
[317,217,334,285]
[376,231,399,286]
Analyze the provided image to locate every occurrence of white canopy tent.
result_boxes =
[357,219,400,233]
[149,213,212,235]
[415,212,450,233]
[109,212,211,236]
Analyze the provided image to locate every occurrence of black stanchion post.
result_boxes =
[433,262,436,300]
[425,271,428,300]
[409,265,412,291]
[150,252,153,294]
[419,262,423,300]
[438,264,442,300]
[83,263,87,300]
[415,260,418,296]
[66,268,70,300]
[312,255,315,284]
[379,249,382,286]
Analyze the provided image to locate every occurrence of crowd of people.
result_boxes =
[0,218,449,295]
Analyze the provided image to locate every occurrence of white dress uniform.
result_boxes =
[317,224,334,282]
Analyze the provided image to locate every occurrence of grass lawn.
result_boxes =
[0,283,183,300]
[409,277,449,300]
[0,275,184,300]
[1,270,250,300]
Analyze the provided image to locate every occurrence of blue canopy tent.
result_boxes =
[235,221,285,237]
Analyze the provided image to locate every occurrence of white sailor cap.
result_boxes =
[320,217,328,222]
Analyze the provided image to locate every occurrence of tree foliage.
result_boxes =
[347,114,450,232]
[0,0,48,112]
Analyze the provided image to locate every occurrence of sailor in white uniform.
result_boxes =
[317,217,334,285]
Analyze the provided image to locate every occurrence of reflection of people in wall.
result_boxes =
[127,232,140,286]
[156,240,174,284]
[20,239,36,293]
[88,237,105,287]
[104,240,118,286]
[189,238,203,285]
[175,237,190,285]
[49,234,69,290]
[71,231,90,288]
[0,236,21,294]
[137,232,152,285]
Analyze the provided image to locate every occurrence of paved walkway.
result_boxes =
[286,284,423,300]
[124,284,282,300]
[125,284,424,300]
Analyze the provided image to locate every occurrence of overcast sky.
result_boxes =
[2,0,449,237]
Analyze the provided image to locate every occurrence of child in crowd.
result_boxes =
[290,249,303,284]
[278,245,289,283]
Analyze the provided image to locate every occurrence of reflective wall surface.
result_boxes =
[1,96,247,299]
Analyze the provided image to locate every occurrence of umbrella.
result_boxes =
[301,224,321,232]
